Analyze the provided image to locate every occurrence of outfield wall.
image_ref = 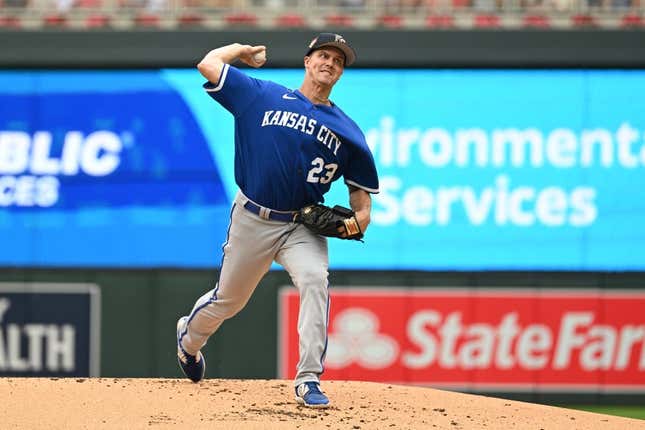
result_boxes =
[1,269,644,404]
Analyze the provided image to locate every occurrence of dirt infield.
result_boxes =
[1,378,644,429]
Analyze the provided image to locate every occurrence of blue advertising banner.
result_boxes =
[0,283,100,376]
[0,69,644,270]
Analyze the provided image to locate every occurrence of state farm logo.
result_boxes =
[327,308,645,372]
[399,310,645,371]
[326,308,398,369]
[279,288,645,391]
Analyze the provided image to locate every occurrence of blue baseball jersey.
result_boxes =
[204,64,379,211]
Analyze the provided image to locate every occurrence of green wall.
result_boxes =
[1,30,645,68]
[1,268,643,405]
[2,268,643,378]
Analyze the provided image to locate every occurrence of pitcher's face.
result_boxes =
[304,47,345,88]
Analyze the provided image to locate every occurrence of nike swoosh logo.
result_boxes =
[282,94,297,100]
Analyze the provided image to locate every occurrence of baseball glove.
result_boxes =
[295,204,363,241]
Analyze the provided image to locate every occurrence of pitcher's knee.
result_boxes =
[219,306,241,320]
[222,299,249,319]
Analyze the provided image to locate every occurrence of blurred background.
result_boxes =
[1,2,645,421]
[0,0,644,29]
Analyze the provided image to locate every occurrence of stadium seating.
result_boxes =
[522,14,551,28]
[621,13,643,27]
[473,14,501,28]
[0,15,21,28]
[275,13,306,27]
[43,13,67,27]
[0,0,644,30]
[324,13,355,27]
[377,14,404,28]
[134,12,161,27]
[177,13,204,27]
[85,13,111,28]
[571,13,597,27]
[224,12,258,26]
[77,0,102,7]
[425,15,455,28]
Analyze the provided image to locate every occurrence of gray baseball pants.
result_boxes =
[178,191,330,387]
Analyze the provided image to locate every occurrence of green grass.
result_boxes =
[563,405,645,420]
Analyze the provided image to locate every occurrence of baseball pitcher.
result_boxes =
[176,33,379,408]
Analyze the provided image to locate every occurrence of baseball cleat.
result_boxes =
[295,382,330,408]
[176,317,206,383]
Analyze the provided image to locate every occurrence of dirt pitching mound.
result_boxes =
[1,378,643,429]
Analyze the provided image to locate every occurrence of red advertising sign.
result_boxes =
[278,288,645,392]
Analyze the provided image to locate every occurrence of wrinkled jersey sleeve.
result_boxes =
[203,64,266,117]
[344,139,380,194]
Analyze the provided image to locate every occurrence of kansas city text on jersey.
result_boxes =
[261,110,343,156]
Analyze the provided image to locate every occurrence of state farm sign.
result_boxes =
[278,288,645,392]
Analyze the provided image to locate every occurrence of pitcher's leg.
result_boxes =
[276,225,329,387]
[179,203,278,356]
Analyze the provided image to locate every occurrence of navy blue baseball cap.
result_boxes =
[305,33,356,66]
